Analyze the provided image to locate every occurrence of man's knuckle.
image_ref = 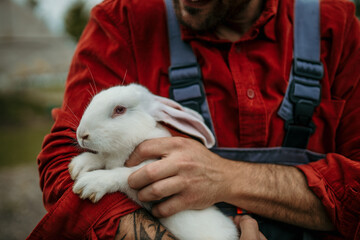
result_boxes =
[157,205,170,218]
[150,184,163,199]
[186,194,198,206]
[136,143,148,156]
[171,137,187,147]
[144,164,158,180]
[177,159,195,172]
[246,218,258,226]
[240,215,258,226]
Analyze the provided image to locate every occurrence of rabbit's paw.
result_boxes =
[69,152,103,180]
[73,170,113,203]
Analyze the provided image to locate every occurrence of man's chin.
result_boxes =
[174,0,226,32]
[181,0,213,8]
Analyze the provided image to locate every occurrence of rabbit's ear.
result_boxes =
[152,96,215,148]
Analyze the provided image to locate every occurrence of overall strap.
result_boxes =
[278,0,323,148]
[163,1,323,239]
[164,0,215,135]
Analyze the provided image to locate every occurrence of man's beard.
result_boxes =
[173,0,228,32]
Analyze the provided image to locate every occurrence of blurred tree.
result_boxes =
[26,0,38,10]
[62,0,358,41]
[355,0,360,18]
[64,0,89,41]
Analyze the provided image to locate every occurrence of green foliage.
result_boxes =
[64,0,89,41]
[0,91,51,167]
[355,0,360,18]
[26,0,38,9]
[0,92,47,126]
[0,87,64,168]
[0,123,53,168]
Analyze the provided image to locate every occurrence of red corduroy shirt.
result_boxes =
[28,0,360,239]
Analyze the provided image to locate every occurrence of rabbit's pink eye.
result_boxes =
[112,105,126,117]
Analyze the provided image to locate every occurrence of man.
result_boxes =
[28,0,359,239]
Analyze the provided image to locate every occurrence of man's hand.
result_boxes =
[235,215,267,240]
[126,137,231,218]
[126,137,334,231]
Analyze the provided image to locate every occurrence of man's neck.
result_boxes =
[215,0,264,42]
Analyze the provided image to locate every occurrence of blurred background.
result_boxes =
[0,0,359,239]
[0,0,100,239]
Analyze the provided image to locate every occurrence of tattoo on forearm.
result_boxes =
[115,209,178,240]
[116,218,127,240]
[133,212,138,240]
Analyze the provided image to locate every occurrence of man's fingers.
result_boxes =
[128,158,178,189]
[126,139,163,167]
[151,194,187,218]
[259,232,267,240]
[238,215,266,240]
[137,176,184,202]
[238,216,258,239]
[126,138,172,167]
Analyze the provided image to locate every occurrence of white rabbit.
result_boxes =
[68,84,238,240]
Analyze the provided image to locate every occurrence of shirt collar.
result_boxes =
[255,0,278,41]
[182,0,278,42]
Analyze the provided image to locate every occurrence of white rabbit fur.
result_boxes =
[69,84,238,240]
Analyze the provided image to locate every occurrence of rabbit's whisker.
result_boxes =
[86,65,98,94]
[121,69,128,85]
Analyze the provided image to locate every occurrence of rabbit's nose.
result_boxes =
[81,134,89,140]
[77,127,89,143]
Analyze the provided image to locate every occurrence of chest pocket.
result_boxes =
[310,99,345,152]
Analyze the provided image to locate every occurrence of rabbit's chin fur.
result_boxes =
[102,123,171,169]
[69,84,238,240]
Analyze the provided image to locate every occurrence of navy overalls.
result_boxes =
[164,0,325,239]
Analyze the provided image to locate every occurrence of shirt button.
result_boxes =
[247,89,255,99]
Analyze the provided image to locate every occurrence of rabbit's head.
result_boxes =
[76,83,215,157]
[77,84,162,155]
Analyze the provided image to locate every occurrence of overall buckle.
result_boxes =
[293,58,323,80]
[289,58,322,128]
[283,58,323,148]
[168,63,204,113]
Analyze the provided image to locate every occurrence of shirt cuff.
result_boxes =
[28,188,141,239]
[296,153,360,238]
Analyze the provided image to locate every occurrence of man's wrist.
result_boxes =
[224,162,333,230]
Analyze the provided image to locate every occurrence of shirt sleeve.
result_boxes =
[296,3,360,239]
[31,2,143,239]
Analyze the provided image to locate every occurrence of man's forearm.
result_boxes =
[224,161,334,231]
[115,209,178,240]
